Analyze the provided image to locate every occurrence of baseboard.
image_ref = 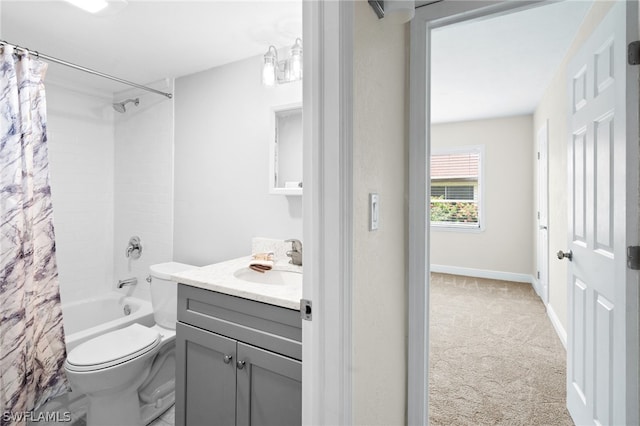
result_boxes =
[430,264,532,284]
[430,264,568,348]
[546,302,567,349]
[530,276,542,299]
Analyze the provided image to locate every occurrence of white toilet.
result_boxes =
[64,262,195,426]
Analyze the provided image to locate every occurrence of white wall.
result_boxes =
[534,1,615,333]
[173,55,302,266]
[113,80,175,301]
[352,2,407,424]
[46,83,115,304]
[430,115,534,277]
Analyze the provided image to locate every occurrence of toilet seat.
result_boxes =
[66,323,161,372]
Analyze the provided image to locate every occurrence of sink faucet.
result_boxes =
[286,239,303,266]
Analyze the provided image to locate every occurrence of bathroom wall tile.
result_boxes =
[46,84,115,305]
[113,80,177,301]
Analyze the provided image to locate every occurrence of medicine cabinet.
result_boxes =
[270,103,302,195]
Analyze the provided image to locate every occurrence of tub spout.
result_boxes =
[117,277,138,289]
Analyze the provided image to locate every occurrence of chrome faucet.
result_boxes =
[286,239,303,266]
[125,236,142,260]
[117,277,138,289]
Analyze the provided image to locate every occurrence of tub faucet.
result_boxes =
[286,239,303,266]
[117,277,138,289]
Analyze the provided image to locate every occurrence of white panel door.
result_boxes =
[566,2,639,425]
[537,121,549,305]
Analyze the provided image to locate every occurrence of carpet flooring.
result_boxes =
[429,273,573,426]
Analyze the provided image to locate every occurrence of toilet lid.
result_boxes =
[66,323,161,372]
[149,262,195,280]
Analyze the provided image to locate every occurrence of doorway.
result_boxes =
[409,0,640,424]
[426,5,581,420]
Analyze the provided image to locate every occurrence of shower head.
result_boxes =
[113,98,139,113]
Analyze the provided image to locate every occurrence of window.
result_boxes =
[430,147,483,229]
[430,185,474,200]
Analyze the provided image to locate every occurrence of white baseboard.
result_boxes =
[430,264,532,284]
[546,302,567,349]
[530,276,542,298]
[430,264,567,348]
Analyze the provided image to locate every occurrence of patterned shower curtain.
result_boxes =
[0,46,68,423]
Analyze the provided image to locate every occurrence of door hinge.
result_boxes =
[627,246,640,270]
[628,41,640,65]
[537,211,540,220]
[300,299,312,321]
[537,271,540,279]
[537,152,540,160]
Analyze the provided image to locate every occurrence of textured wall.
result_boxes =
[173,54,302,266]
[352,2,408,424]
[430,115,534,276]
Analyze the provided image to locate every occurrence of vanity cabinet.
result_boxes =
[175,284,302,426]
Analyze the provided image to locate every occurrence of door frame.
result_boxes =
[536,120,549,305]
[302,1,354,425]
[410,1,575,423]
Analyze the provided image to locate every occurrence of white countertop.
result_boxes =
[171,256,303,311]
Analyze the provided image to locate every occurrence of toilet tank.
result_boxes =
[148,262,195,329]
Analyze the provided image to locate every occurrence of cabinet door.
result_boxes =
[236,342,302,426]
[175,323,237,426]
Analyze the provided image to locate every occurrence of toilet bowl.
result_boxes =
[64,262,194,426]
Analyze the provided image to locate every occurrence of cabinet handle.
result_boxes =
[223,355,233,364]
[236,360,246,370]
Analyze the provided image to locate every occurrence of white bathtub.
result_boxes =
[62,292,155,352]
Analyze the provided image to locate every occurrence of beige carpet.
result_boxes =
[429,273,573,426]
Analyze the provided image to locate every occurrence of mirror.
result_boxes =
[270,103,303,195]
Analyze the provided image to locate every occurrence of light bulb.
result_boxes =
[289,38,303,81]
[384,0,415,24]
[64,0,108,13]
[262,46,278,87]
[262,61,276,87]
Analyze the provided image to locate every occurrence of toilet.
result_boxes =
[64,262,195,426]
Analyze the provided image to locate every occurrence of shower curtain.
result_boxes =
[0,46,68,422]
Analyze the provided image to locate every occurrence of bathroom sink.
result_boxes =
[233,268,302,286]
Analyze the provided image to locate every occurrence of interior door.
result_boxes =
[537,120,549,305]
[565,2,639,425]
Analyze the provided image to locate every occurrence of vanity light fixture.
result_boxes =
[64,0,128,15]
[64,0,108,13]
[368,0,415,23]
[262,38,303,87]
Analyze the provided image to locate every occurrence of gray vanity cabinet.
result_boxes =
[176,322,237,425]
[175,284,302,426]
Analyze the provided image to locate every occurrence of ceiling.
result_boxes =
[1,1,593,122]
[431,0,592,123]
[0,1,302,96]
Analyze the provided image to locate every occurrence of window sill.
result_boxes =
[430,223,484,233]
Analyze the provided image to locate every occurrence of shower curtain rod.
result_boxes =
[0,40,173,99]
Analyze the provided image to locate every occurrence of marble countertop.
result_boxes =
[171,256,303,311]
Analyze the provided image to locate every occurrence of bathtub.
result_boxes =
[62,292,155,352]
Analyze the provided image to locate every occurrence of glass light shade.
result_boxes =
[289,38,303,81]
[64,0,109,13]
[262,61,276,87]
[384,0,415,24]
[262,46,277,87]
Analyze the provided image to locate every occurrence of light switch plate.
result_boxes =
[370,193,379,231]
